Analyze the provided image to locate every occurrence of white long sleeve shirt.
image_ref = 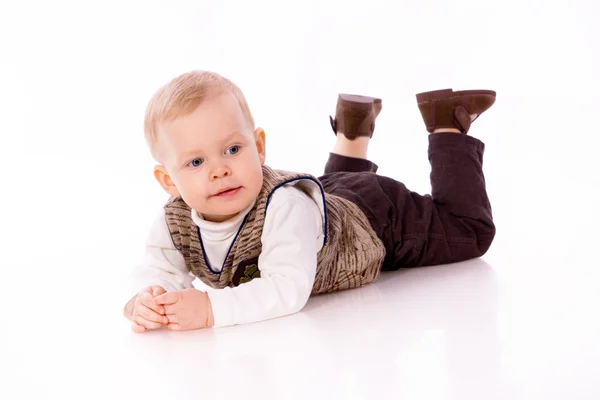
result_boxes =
[130,183,325,328]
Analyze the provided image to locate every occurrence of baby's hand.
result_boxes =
[154,288,214,331]
[131,285,168,333]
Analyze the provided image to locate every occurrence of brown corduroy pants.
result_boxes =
[318,133,495,270]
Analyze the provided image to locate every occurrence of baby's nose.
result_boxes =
[211,166,231,179]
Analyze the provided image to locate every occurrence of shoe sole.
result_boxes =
[415,89,496,133]
[339,94,382,110]
[416,89,496,104]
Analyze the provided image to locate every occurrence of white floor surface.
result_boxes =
[1,1,600,399]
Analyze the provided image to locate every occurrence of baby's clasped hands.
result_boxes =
[130,286,214,333]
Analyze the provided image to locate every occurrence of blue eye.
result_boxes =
[226,145,240,155]
[188,158,203,168]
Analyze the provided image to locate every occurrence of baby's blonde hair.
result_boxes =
[144,70,255,160]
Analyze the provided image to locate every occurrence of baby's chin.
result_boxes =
[197,201,253,222]
[201,212,240,223]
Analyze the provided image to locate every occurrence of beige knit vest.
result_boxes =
[164,166,386,295]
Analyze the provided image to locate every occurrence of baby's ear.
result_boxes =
[153,165,180,197]
[254,127,266,164]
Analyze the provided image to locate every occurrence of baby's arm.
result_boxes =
[123,209,196,330]
[208,186,322,328]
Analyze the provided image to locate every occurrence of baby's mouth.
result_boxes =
[213,187,242,197]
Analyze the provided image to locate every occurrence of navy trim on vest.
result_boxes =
[196,213,250,275]
[264,176,328,247]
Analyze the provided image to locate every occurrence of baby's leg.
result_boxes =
[323,94,381,174]
[389,90,496,268]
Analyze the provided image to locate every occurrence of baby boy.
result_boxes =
[123,71,496,332]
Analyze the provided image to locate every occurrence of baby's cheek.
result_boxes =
[190,191,208,208]
[251,170,264,193]
[180,184,207,209]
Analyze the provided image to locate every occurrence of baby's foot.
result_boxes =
[415,89,496,134]
[432,113,479,134]
[329,94,382,140]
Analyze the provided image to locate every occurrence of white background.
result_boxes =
[1,0,599,399]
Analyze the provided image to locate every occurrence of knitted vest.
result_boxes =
[164,166,386,295]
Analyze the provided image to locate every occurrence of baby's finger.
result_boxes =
[167,323,183,331]
[134,315,164,330]
[139,293,165,315]
[165,312,179,324]
[131,321,146,333]
[139,286,154,295]
[163,304,179,315]
[154,291,180,305]
[138,304,169,324]
[151,286,166,297]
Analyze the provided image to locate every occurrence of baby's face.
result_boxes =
[156,93,265,222]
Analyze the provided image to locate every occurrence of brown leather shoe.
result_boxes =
[330,94,382,140]
[416,89,496,134]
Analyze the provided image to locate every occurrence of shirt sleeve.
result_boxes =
[207,186,324,328]
[129,208,196,294]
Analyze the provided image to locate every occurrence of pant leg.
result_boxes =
[323,152,378,174]
[387,133,495,268]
